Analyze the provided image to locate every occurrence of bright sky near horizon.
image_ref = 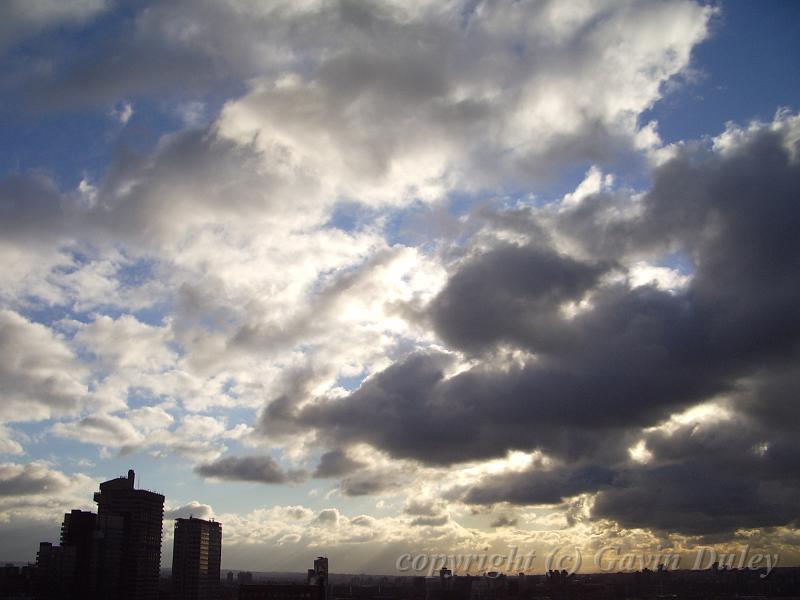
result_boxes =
[1,0,800,573]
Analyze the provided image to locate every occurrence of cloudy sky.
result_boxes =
[1,0,800,574]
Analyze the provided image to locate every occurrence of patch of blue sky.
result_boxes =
[0,6,246,188]
[0,93,236,190]
[0,7,134,182]
[78,303,171,328]
[19,303,85,329]
[221,377,239,396]
[128,303,174,328]
[643,1,800,146]
[197,406,256,428]
[334,372,368,393]
[20,299,171,333]
[73,251,143,285]
[0,108,114,188]
[29,248,173,326]
[381,199,452,250]
[8,420,95,463]
[658,250,696,277]
[124,387,173,410]
[325,199,381,233]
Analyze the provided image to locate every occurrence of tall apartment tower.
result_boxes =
[93,469,165,600]
[312,556,328,585]
[60,509,97,599]
[311,556,329,600]
[35,542,76,599]
[172,516,222,600]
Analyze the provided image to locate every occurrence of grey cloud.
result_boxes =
[314,508,340,525]
[51,414,141,450]
[351,515,376,527]
[284,506,313,520]
[0,124,327,264]
[737,365,800,434]
[0,463,70,497]
[592,462,800,536]
[490,515,518,528]
[409,515,449,527]
[194,455,307,485]
[0,173,71,244]
[403,499,445,517]
[429,244,609,354]
[0,310,88,423]
[463,464,616,507]
[312,450,365,478]
[0,425,23,455]
[463,377,800,535]
[278,298,718,465]
[339,470,404,497]
[92,129,323,245]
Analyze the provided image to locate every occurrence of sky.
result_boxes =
[1,0,800,575]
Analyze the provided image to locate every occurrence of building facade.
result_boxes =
[93,469,165,600]
[60,509,97,599]
[172,516,222,600]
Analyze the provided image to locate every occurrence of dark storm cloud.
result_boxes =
[194,455,307,484]
[429,243,609,353]
[312,449,365,478]
[737,365,800,433]
[462,374,800,535]
[277,281,727,466]
[592,462,800,536]
[265,116,800,535]
[463,464,616,506]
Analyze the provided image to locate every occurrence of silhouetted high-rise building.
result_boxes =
[35,542,76,600]
[60,509,97,599]
[93,469,164,600]
[172,516,222,600]
[311,557,329,600]
[312,557,328,585]
[93,512,125,600]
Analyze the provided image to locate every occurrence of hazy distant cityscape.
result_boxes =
[1,469,799,599]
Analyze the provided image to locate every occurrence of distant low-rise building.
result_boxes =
[239,583,325,600]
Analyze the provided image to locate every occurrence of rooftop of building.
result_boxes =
[96,469,164,499]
